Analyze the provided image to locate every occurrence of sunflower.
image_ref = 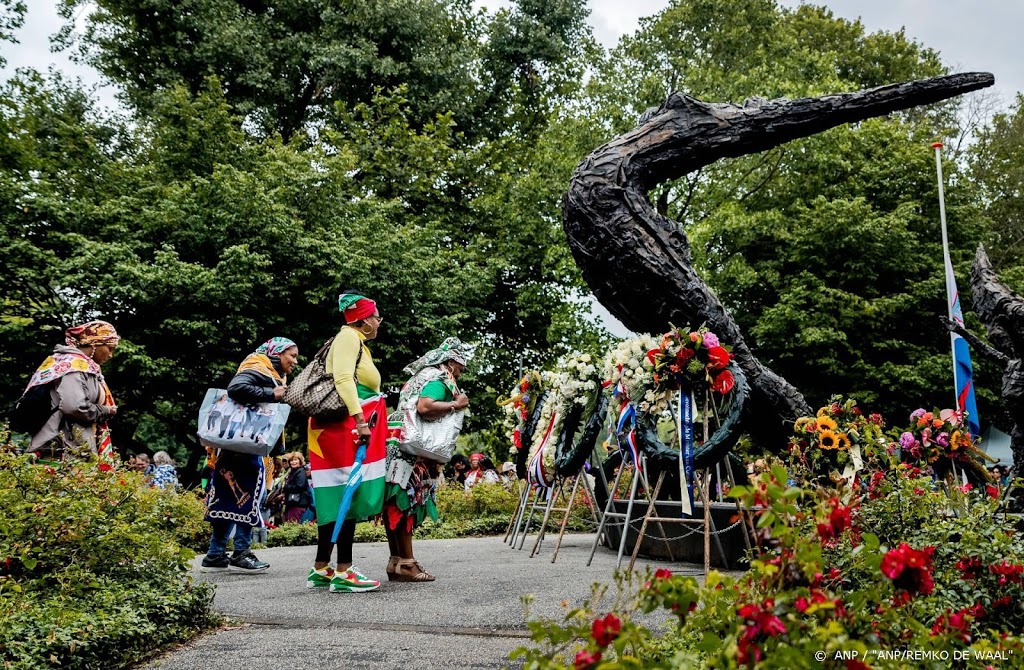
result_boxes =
[818,429,839,450]
[816,416,839,432]
[834,432,851,451]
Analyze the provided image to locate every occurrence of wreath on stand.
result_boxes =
[788,395,887,485]
[894,407,993,485]
[526,353,601,488]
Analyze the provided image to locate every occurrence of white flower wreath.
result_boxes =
[601,334,670,416]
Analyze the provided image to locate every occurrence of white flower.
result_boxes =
[581,354,591,363]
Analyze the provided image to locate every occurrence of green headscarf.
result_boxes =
[403,337,476,377]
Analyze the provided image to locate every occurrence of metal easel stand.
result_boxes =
[514,480,552,550]
[529,475,576,557]
[504,478,530,545]
[586,454,673,570]
[549,469,601,563]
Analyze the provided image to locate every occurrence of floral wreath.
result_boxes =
[895,407,992,481]
[527,353,601,486]
[498,370,544,461]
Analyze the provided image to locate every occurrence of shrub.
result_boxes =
[514,463,1024,668]
[0,450,217,669]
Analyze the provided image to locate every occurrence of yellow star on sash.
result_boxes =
[307,426,325,459]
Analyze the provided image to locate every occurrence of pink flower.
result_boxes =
[702,332,720,348]
[935,432,950,447]
[899,432,917,449]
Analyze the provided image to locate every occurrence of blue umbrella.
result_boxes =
[331,411,378,542]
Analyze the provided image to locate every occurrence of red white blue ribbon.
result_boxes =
[528,411,557,495]
[613,381,642,471]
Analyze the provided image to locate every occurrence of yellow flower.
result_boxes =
[795,417,814,431]
[950,431,961,451]
[834,432,851,451]
[816,406,830,418]
[816,416,838,432]
[817,430,839,450]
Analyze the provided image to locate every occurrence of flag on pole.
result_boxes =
[933,142,981,437]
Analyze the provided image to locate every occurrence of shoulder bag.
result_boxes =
[395,367,464,463]
[283,336,362,422]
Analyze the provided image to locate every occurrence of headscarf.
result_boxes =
[236,337,296,382]
[402,337,476,377]
[65,320,120,348]
[338,293,377,324]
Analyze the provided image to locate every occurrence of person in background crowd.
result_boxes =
[283,452,313,523]
[499,462,517,488]
[463,453,494,489]
[202,337,298,574]
[306,292,388,593]
[446,454,469,487]
[25,320,120,461]
[384,337,474,583]
[150,451,178,489]
[134,452,154,476]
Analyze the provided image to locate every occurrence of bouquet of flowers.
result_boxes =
[788,395,887,480]
[895,408,992,481]
[646,325,736,397]
[602,333,665,415]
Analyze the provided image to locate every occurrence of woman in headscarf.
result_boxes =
[201,337,298,574]
[26,320,120,461]
[384,337,474,583]
[306,292,388,594]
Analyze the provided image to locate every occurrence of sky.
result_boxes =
[3,0,1020,336]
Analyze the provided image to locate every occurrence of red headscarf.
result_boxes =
[338,293,377,323]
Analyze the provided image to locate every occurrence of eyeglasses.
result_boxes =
[369,314,384,323]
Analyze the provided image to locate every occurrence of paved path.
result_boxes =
[146,533,706,670]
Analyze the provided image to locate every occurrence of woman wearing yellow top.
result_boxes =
[306,292,388,593]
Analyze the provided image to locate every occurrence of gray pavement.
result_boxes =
[145,533,706,670]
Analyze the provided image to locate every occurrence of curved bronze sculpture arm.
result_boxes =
[563,73,994,448]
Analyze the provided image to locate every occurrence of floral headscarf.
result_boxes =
[338,293,377,324]
[403,337,476,377]
[255,337,297,359]
[65,320,120,348]
[237,337,296,382]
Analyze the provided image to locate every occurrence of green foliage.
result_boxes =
[0,449,216,669]
[514,464,1024,668]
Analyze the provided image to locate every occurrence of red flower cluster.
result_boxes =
[647,326,735,396]
[931,604,985,642]
[956,556,984,581]
[867,472,886,500]
[736,598,787,665]
[573,649,601,669]
[591,612,621,647]
[816,497,855,546]
[881,543,935,601]
[989,561,1024,586]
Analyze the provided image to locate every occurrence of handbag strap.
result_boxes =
[320,332,364,379]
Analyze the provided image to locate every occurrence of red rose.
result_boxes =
[711,369,735,394]
[654,568,673,580]
[98,462,114,472]
[591,613,621,647]
[646,348,661,366]
[574,649,601,669]
[676,347,695,365]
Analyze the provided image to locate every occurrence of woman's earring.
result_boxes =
[360,323,373,336]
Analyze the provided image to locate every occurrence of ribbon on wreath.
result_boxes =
[528,409,557,495]
[613,381,642,472]
[677,390,695,516]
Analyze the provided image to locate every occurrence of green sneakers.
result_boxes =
[329,566,380,593]
[306,566,334,589]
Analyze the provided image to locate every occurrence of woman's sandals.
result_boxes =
[387,558,435,582]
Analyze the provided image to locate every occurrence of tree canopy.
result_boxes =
[1,0,1021,465]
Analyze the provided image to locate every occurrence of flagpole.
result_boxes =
[932,142,960,409]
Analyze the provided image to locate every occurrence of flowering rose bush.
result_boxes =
[514,461,1024,668]
[788,395,887,482]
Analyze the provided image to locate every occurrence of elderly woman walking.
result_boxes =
[202,337,298,574]
[24,320,120,461]
[306,293,388,593]
[384,337,473,582]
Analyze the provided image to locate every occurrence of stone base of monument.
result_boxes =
[599,500,751,570]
